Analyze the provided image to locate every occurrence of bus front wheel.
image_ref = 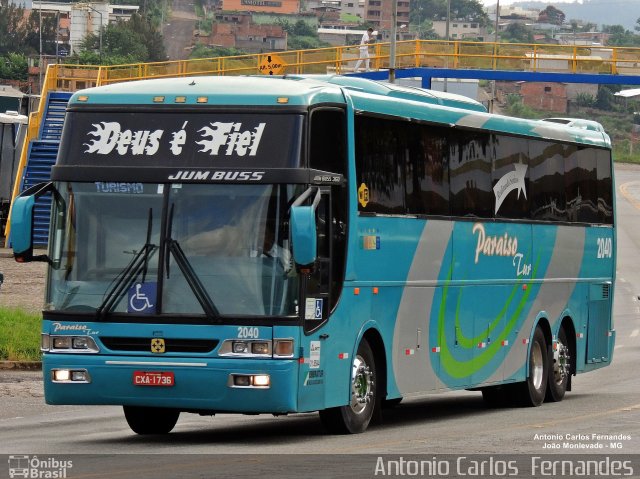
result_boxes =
[517,327,549,407]
[123,406,180,434]
[319,339,378,434]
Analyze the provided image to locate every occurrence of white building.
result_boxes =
[31,1,139,55]
[431,19,488,40]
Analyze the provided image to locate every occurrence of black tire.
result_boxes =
[545,326,571,402]
[516,327,549,407]
[123,406,180,435]
[383,397,403,409]
[319,339,378,434]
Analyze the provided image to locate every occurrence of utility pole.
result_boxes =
[444,0,450,92]
[389,0,398,83]
[39,0,43,92]
[490,0,500,112]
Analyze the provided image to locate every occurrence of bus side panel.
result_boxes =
[449,221,534,389]
[351,215,426,399]
[391,219,452,395]
[576,226,615,371]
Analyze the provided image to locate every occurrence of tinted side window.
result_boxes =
[530,140,566,222]
[309,109,347,176]
[492,134,530,219]
[405,123,450,216]
[355,115,406,214]
[596,149,613,225]
[450,130,492,218]
[567,147,598,223]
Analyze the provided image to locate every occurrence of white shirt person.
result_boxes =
[354,28,375,72]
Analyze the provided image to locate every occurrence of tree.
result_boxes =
[501,23,533,43]
[189,44,247,59]
[75,13,166,64]
[0,0,28,55]
[602,24,640,47]
[0,52,28,80]
[410,0,489,29]
[538,5,565,26]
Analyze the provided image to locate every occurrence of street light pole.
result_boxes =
[39,0,43,91]
[490,0,500,112]
[444,0,450,92]
[389,0,398,83]
[84,4,103,62]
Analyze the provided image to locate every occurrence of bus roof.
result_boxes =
[69,75,611,149]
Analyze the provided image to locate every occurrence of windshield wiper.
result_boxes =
[96,208,157,319]
[165,203,220,320]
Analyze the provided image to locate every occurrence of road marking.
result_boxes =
[631,329,639,338]
[615,345,624,349]
[619,181,640,211]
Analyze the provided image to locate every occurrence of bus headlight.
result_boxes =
[219,339,292,358]
[48,335,100,353]
[251,342,270,355]
[232,341,249,354]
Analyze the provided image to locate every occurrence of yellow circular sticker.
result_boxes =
[358,183,369,208]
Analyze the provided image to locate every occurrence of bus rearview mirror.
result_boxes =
[11,182,54,263]
[290,205,317,267]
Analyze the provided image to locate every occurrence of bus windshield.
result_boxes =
[47,182,301,318]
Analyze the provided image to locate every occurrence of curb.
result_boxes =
[0,361,42,370]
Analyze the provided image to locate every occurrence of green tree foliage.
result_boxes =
[575,92,596,108]
[415,20,439,40]
[0,52,28,80]
[538,5,565,26]
[0,0,28,55]
[601,24,640,46]
[596,86,615,111]
[189,44,247,59]
[74,13,166,64]
[25,11,59,56]
[276,19,330,50]
[0,0,56,56]
[501,23,534,43]
[410,0,489,30]
[504,93,543,119]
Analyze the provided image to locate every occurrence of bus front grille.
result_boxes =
[100,337,219,353]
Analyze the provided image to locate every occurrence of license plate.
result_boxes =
[133,371,175,387]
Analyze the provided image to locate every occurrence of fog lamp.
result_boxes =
[252,374,270,387]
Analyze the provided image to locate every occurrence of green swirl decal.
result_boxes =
[437,255,540,380]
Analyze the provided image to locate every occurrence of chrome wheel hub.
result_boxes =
[350,355,374,414]
[553,340,571,385]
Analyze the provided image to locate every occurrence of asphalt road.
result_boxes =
[1,164,639,478]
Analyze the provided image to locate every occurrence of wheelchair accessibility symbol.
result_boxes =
[128,282,157,314]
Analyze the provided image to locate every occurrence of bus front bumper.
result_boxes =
[42,354,299,413]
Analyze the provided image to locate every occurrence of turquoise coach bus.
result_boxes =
[11,75,615,435]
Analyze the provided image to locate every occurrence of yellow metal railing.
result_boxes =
[5,39,640,240]
[35,40,640,92]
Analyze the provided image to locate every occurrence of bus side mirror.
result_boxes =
[10,182,54,263]
[290,205,317,268]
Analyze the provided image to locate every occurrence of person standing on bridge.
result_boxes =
[354,28,375,72]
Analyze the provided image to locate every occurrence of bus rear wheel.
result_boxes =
[123,406,180,434]
[546,326,571,402]
[319,339,378,434]
[516,327,549,407]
